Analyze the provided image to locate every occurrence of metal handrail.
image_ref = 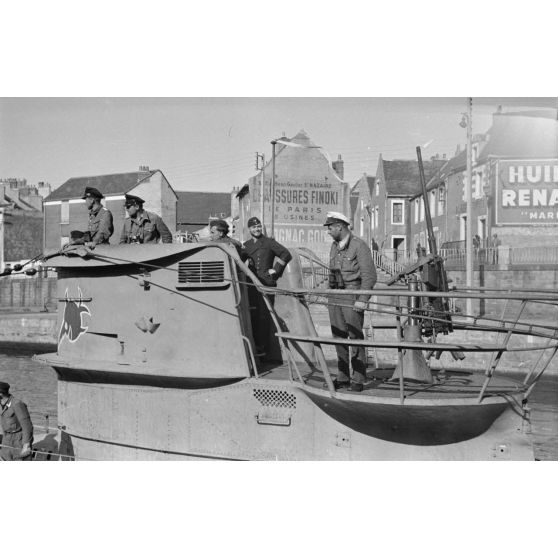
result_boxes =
[371,250,406,278]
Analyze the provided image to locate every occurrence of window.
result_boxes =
[472,172,480,198]
[420,198,425,222]
[476,171,484,198]
[61,201,69,224]
[437,187,445,215]
[414,199,419,223]
[391,201,404,224]
[429,191,436,217]
[375,181,379,196]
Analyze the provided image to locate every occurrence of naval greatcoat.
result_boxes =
[241,236,292,286]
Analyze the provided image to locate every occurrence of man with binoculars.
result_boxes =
[120,194,173,244]
[324,212,376,392]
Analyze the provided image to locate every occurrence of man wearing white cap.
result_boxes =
[324,211,376,392]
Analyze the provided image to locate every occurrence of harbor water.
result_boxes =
[1,346,557,460]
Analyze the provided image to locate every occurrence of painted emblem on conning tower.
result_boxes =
[59,287,91,344]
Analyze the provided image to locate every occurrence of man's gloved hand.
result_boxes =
[354,300,368,312]
[268,269,277,277]
[20,443,31,458]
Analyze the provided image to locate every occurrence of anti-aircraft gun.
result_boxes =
[387,147,464,382]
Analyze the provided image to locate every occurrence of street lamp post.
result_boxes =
[0,208,4,272]
[466,97,473,318]
[271,140,277,238]
[260,154,265,229]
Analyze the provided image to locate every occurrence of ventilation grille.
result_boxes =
[178,261,225,284]
[253,389,296,409]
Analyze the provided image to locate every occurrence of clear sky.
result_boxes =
[2,97,557,194]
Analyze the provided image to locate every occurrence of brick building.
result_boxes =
[368,155,446,260]
[176,191,231,236]
[43,167,177,251]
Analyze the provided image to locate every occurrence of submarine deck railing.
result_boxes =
[224,243,558,403]
[247,271,558,403]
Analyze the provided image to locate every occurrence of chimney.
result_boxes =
[138,165,150,175]
[332,154,344,179]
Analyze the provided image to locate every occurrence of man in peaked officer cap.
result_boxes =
[119,194,172,244]
[70,186,114,247]
[0,381,34,461]
[324,211,377,392]
[242,216,292,362]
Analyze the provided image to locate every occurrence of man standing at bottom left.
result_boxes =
[0,382,34,461]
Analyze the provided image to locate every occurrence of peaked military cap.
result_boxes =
[81,186,104,200]
[323,211,350,226]
[247,216,262,228]
[125,194,145,207]
[0,381,10,393]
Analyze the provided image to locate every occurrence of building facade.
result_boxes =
[410,110,558,255]
[352,174,377,247]
[368,155,446,260]
[176,191,231,237]
[236,130,350,255]
[43,167,177,251]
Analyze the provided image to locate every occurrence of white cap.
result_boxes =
[323,211,351,226]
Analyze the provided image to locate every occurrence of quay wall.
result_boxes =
[447,266,558,320]
[0,277,57,311]
[0,312,57,347]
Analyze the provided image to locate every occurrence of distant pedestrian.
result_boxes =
[0,381,33,461]
[416,242,426,258]
[208,219,243,255]
[371,238,379,252]
[119,194,173,244]
[473,234,480,253]
[325,211,377,392]
[491,233,501,264]
[242,216,292,362]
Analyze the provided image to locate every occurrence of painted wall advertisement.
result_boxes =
[251,179,347,245]
[496,159,558,224]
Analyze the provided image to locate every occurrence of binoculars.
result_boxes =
[331,269,345,289]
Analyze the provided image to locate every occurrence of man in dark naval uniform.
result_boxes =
[324,211,376,392]
[0,381,33,461]
[119,194,173,244]
[242,216,292,360]
[80,186,114,246]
